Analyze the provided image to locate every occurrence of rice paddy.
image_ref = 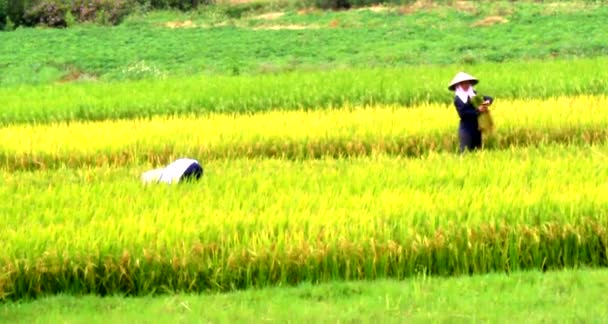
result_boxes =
[1,4,607,318]
[1,95,607,300]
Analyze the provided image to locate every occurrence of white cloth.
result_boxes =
[158,158,200,184]
[141,158,200,184]
[455,84,476,103]
[141,168,164,184]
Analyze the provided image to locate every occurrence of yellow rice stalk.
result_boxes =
[478,112,495,136]
[471,95,495,136]
[0,95,605,165]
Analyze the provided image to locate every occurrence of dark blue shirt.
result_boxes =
[454,93,493,131]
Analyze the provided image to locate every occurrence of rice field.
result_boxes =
[1,95,606,170]
[2,3,608,305]
[1,90,607,300]
[2,58,608,124]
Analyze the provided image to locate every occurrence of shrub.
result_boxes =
[64,7,75,26]
[24,0,69,28]
[0,0,6,29]
[134,0,211,10]
[311,0,414,10]
[3,15,15,30]
[221,2,266,19]
[312,0,352,10]
[7,0,131,28]
[2,0,37,27]
[71,0,131,25]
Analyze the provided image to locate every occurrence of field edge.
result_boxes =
[2,268,607,323]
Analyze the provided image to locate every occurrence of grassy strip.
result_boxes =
[2,2,607,86]
[2,269,608,323]
[1,96,607,170]
[1,146,607,299]
[2,58,608,124]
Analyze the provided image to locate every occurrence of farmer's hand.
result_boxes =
[478,105,489,113]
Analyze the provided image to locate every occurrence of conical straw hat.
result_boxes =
[448,72,479,90]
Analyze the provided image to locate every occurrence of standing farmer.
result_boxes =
[448,72,493,153]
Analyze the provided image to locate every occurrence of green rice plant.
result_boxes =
[2,58,608,124]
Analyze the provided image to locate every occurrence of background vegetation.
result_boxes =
[1,2,606,85]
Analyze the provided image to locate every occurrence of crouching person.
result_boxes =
[141,158,204,184]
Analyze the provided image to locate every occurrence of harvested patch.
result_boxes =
[57,70,97,83]
[356,5,389,13]
[454,0,476,13]
[399,0,438,14]
[252,24,319,30]
[544,2,599,14]
[471,16,509,27]
[221,0,258,3]
[297,7,317,15]
[253,12,285,20]
[369,5,388,13]
[401,0,477,14]
[164,20,197,29]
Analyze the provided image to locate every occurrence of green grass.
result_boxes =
[2,268,608,323]
[1,145,607,299]
[1,2,607,86]
[2,58,608,124]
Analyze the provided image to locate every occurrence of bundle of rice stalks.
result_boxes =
[471,95,494,135]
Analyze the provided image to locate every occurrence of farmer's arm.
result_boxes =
[454,97,480,119]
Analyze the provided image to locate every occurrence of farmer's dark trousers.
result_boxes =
[459,127,482,153]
